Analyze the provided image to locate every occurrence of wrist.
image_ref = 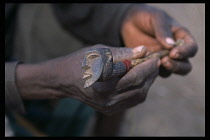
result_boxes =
[15,61,65,100]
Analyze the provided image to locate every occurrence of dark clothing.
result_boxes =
[52,4,132,47]
[5,3,133,113]
[5,3,133,136]
[5,4,20,61]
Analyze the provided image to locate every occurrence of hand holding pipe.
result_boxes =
[82,39,184,88]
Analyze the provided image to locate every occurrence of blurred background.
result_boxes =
[117,4,205,136]
[5,3,205,136]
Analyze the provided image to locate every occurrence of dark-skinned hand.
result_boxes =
[121,4,198,77]
[16,45,160,115]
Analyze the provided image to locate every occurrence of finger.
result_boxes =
[116,57,159,91]
[169,27,198,59]
[122,21,163,52]
[161,56,192,75]
[112,45,147,62]
[152,12,176,49]
[106,69,159,109]
[92,78,120,94]
[89,44,147,62]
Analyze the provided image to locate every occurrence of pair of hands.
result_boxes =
[16,4,197,115]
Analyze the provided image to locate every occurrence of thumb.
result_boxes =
[111,45,147,62]
[152,16,176,49]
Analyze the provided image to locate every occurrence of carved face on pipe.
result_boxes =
[82,48,113,88]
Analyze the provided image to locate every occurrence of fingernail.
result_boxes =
[132,45,145,54]
[165,37,176,46]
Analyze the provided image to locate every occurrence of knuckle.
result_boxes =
[180,43,198,59]
[176,26,190,34]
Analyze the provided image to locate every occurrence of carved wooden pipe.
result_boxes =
[82,39,184,88]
